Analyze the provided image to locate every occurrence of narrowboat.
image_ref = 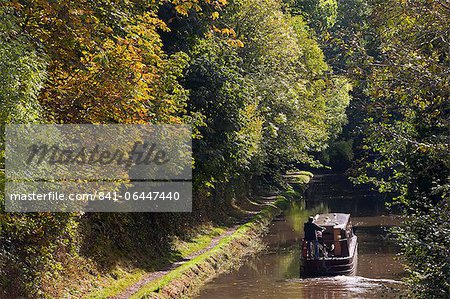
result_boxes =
[301,213,358,277]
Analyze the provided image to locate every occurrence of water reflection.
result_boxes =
[198,173,404,298]
[285,200,328,234]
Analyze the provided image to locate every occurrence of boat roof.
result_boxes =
[313,213,351,229]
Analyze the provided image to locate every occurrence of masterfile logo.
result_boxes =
[5,124,192,212]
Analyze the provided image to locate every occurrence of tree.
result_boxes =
[287,0,338,33]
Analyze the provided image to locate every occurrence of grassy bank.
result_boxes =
[131,196,290,299]
[83,176,308,299]
[86,226,228,299]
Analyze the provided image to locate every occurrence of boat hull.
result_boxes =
[301,243,358,277]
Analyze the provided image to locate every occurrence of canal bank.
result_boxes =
[85,172,312,299]
[128,196,291,299]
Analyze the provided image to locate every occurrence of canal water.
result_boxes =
[197,172,405,298]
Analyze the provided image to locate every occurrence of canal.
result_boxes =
[197,172,405,298]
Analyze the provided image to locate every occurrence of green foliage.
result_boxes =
[0,213,80,297]
[288,0,338,33]
[320,139,354,170]
[311,0,375,171]
[359,0,450,205]
[0,0,352,297]
[184,36,263,188]
[0,4,47,166]
[321,0,374,76]
[324,77,352,140]
[0,6,74,298]
[225,2,350,172]
[352,0,450,296]
[309,0,449,294]
[0,0,210,297]
[182,0,351,188]
[393,203,450,298]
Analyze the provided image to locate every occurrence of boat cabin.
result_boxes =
[313,213,354,257]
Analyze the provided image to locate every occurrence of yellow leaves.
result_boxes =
[173,0,202,15]
[227,39,244,48]
[139,12,168,31]
[220,28,236,38]
[212,26,243,47]
[235,40,244,47]
[170,0,228,17]
[12,0,189,124]
[200,0,227,5]
[211,11,220,20]
[4,1,23,10]
[103,26,113,34]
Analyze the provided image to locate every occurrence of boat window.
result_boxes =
[347,224,353,238]
[322,230,333,242]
